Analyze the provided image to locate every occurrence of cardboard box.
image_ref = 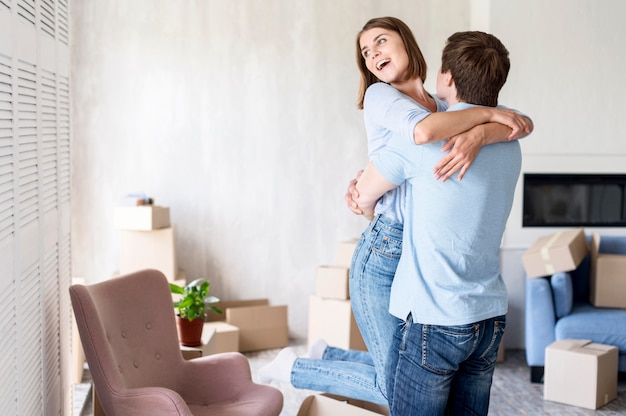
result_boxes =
[179,326,220,359]
[119,227,177,281]
[180,344,205,360]
[201,321,239,355]
[308,295,366,351]
[297,394,388,416]
[522,228,588,278]
[180,323,239,357]
[227,305,289,352]
[590,233,626,308]
[316,265,350,300]
[206,298,269,322]
[544,339,618,409]
[205,298,288,352]
[337,239,359,267]
[114,205,170,230]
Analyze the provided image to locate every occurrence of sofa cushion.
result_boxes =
[555,303,626,352]
[551,272,573,318]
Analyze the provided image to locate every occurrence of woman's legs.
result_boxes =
[349,214,403,401]
[291,356,387,405]
[322,345,374,365]
[258,346,386,404]
[259,215,402,405]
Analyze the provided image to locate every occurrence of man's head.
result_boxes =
[438,31,510,107]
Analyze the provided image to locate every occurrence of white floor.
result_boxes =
[75,342,626,416]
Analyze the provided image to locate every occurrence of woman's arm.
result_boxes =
[433,115,534,181]
[353,162,397,221]
[364,83,531,147]
[413,107,532,144]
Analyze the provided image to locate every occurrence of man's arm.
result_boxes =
[353,161,398,221]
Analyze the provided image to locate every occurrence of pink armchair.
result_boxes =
[70,269,283,415]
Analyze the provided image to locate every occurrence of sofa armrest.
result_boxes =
[525,276,557,367]
[550,272,573,318]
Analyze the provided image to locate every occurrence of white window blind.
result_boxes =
[0,0,71,415]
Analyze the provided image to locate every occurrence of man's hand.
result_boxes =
[345,170,364,215]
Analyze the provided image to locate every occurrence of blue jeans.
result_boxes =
[387,314,506,416]
[350,215,403,401]
[290,214,402,405]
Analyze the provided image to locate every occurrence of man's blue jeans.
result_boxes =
[387,314,506,416]
[291,214,402,405]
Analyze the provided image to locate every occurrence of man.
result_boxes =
[354,31,530,415]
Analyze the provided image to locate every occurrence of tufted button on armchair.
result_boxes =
[70,269,283,415]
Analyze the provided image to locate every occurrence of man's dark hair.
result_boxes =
[441,31,510,107]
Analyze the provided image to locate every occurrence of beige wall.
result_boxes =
[71,0,626,348]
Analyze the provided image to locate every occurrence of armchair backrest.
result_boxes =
[70,269,184,414]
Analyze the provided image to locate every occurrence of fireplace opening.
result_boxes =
[523,173,626,227]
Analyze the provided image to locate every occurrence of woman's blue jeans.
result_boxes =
[290,215,403,405]
[387,314,506,416]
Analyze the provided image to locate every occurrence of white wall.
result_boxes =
[492,0,626,348]
[71,0,626,348]
[70,0,470,341]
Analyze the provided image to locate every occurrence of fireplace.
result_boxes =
[522,173,626,227]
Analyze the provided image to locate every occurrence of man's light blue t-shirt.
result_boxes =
[373,102,522,326]
[363,82,448,224]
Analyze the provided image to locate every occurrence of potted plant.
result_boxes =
[170,279,222,347]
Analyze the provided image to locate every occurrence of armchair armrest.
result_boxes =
[525,276,557,368]
[109,386,192,416]
[176,352,255,404]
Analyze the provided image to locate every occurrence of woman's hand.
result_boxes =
[345,170,364,215]
[488,108,532,140]
[433,127,484,182]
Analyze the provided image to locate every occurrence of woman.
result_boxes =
[259,17,531,405]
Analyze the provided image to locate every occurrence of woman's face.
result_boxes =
[359,27,410,84]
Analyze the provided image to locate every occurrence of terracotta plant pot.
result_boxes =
[176,316,204,347]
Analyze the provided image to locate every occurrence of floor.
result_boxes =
[74,342,626,416]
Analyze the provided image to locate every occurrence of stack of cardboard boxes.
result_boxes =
[114,203,289,357]
[308,239,366,351]
[522,227,624,409]
[115,204,179,281]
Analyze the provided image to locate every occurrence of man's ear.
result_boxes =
[443,70,454,87]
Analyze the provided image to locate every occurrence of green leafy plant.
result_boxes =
[169,278,222,321]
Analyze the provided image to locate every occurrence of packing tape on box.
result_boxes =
[540,232,562,260]
[539,232,561,275]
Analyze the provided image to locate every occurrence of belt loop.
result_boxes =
[369,214,381,231]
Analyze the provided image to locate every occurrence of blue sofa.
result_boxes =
[525,234,626,383]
